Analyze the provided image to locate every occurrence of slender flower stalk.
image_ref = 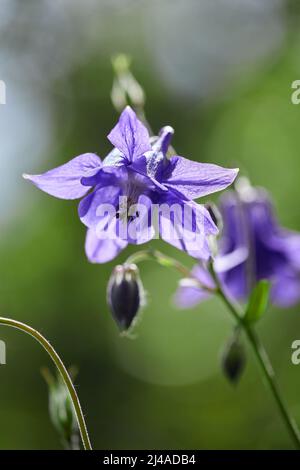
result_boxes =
[125,249,216,293]
[125,248,300,449]
[209,264,300,449]
[0,316,92,450]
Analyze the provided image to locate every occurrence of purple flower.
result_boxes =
[23,106,238,263]
[175,179,300,308]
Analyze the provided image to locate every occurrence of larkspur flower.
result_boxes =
[23,106,238,263]
[175,178,300,308]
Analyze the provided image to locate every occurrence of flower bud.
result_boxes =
[41,367,79,449]
[111,54,145,112]
[107,264,144,331]
[221,330,246,384]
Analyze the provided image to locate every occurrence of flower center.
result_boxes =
[116,172,146,222]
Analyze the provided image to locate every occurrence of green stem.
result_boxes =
[209,266,300,449]
[128,249,300,448]
[0,316,92,450]
[125,249,215,293]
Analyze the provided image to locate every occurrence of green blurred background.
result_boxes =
[1,0,300,450]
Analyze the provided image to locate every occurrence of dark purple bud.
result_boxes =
[107,264,144,331]
[221,330,246,384]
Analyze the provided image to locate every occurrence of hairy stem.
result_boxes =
[0,316,92,450]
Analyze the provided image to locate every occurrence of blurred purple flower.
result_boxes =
[175,180,300,308]
[23,106,238,263]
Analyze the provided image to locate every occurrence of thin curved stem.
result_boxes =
[0,316,92,450]
[126,249,216,293]
[209,266,300,449]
